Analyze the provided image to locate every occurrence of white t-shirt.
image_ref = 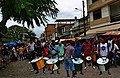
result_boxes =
[100,43,108,57]
[28,42,35,52]
[110,44,119,53]
[12,47,16,53]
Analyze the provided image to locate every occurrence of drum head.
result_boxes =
[86,56,91,61]
[97,58,109,65]
[46,59,58,64]
[31,57,42,63]
[102,57,106,60]
[43,57,49,60]
[72,58,83,64]
[59,57,64,61]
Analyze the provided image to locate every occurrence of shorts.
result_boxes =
[64,58,75,71]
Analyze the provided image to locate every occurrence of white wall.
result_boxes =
[89,12,93,22]
[102,6,110,18]
[87,0,92,5]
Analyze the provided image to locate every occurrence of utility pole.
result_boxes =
[82,0,86,36]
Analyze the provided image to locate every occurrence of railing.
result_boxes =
[110,13,120,22]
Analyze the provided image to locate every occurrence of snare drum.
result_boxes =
[97,57,109,71]
[86,56,92,63]
[72,58,83,71]
[31,57,45,70]
[46,59,58,71]
[43,57,49,61]
[59,57,64,64]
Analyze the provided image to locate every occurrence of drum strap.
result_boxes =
[50,45,60,54]
[50,45,60,62]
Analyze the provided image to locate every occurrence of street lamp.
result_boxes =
[75,8,82,18]
[75,0,86,36]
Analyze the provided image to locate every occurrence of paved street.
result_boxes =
[0,60,120,78]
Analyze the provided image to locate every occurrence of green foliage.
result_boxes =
[2,25,36,42]
[0,0,59,28]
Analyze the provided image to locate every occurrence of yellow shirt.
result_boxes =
[19,47,24,54]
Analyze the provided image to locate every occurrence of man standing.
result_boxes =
[99,38,111,75]
[64,40,76,78]
[49,40,60,74]
[58,41,65,57]
[28,39,39,74]
[74,40,83,75]
[82,39,92,69]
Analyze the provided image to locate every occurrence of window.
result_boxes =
[92,0,98,3]
[93,9,101,20]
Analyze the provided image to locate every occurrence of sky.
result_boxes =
[0,0,87,38]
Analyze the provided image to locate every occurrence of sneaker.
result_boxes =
[43,71,45,74]
[30,69,34,72]
[84,67,86,70]
[67,76,70,78]
[50,71,54,74]
[72,75,76,78]
[35,71,39,74]
[28,61,31,63]
[57,71,60,74]
[93,66,95,69]
[108,72,111,75]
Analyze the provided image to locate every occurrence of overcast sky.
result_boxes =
[0,0,87,38]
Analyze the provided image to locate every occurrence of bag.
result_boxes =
[53,64,58,71]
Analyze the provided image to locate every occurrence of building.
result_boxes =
[45,17,89,40]
[45,19,74,40]
[87,0,120,35]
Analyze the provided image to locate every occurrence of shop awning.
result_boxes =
[81,23,120,36]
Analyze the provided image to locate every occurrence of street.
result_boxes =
[0,60,120,78]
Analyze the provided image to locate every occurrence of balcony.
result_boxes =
[111,14,120,22]
[88,0,117,12]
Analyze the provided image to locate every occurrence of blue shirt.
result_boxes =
[74,45,83,58]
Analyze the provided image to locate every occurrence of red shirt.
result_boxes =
[82,43,92,55]
[43,47,49,57]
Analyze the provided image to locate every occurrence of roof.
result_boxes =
[55,19,80,22]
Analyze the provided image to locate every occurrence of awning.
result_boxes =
[102,31,120,35]
[82,23,120,36]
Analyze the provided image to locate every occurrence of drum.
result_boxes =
[59,57,64,64]
[31,57,42,63]
[43,57,49,61]
[46,59,58,71]
[36,59,45,69]
[86,56,92,63]
[31,57,45,70]
[97,57,109,71]
[72,58,83,71]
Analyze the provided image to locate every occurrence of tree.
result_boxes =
[3,25,36,42]
[0,0,59,34]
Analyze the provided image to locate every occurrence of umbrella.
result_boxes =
[15,41,22,45]
[3,42,10,46]
[9,42,17,46]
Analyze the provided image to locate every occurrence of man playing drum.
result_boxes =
[28,39,39,74]
[82,39,92,69]
[49,40,60,74]
[58,41,65,64]
[74,40,83,75]
[98,38,111,75]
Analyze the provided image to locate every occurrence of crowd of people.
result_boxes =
[0,36,120,78]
